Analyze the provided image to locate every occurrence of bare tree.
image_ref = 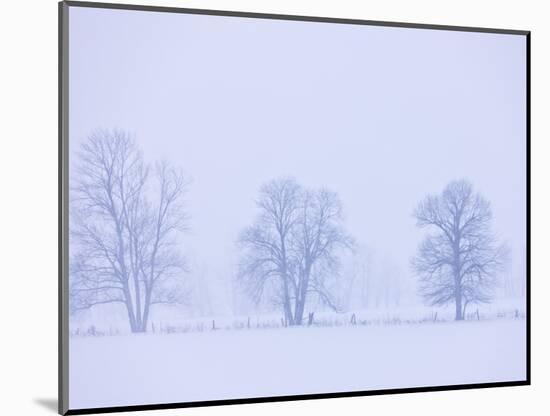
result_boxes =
[70,129,190,332]
[238,178,353,325]
[238,178,300,324]
[412,179,506,320]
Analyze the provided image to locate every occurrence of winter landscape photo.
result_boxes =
[65,5,528,411]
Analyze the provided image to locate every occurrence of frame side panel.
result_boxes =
[59,2,70,415]
[525,31,531,385]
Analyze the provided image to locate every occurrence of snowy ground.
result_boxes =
[69,319,526,410]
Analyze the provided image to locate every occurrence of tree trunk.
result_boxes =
[132,275,143,331]
[281,280,294,325]
[279,236,294,326]
[453,241,463,321]
[122,284,139,332]
[454,290,463,320]
[294,298,305,326]
[283,300,294,326]
[140,287,153,333]
[293,265,311,326]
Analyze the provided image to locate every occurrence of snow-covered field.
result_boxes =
[69,298,526,336]
[69,319,526,409]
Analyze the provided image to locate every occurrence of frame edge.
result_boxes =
[62,0,529,36]
[58,2,531,414]
[59,1,70,415]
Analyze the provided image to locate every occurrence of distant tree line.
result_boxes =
[70,129,508,332]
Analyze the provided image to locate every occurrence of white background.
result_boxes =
[0,0,545,415]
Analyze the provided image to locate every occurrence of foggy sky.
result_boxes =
[69,7,526,311]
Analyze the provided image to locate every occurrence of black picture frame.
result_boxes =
[59,1,531,414]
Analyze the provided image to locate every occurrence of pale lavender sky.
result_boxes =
[69,6,526,310]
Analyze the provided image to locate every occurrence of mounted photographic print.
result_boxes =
[59,1,530,414]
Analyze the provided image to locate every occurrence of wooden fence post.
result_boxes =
[308,312,315,326]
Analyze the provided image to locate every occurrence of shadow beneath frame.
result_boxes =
[34,398,58,413]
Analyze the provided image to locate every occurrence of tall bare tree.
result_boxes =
[238,178,353,325]
[70,129,190,332]
[412,179,506,320]
[238,178,300,324]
